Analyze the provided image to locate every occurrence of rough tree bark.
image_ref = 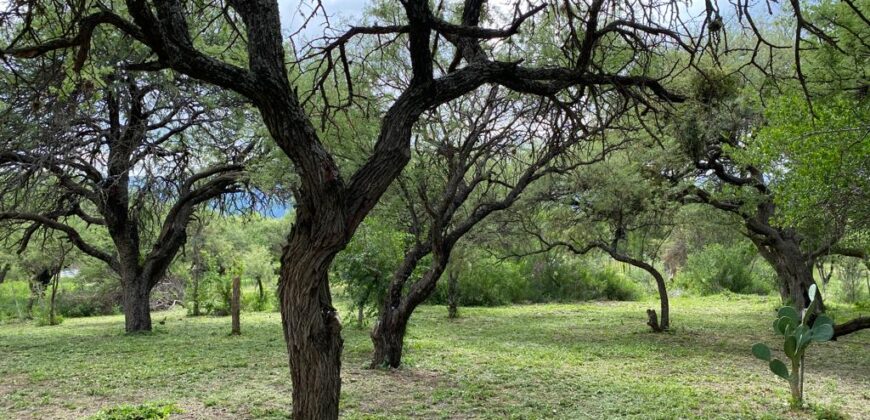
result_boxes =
[371,254,449,368]
[123,273,153,333]
[752,235,820,313]
[278,234,344,420]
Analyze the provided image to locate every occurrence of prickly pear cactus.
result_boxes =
[751,285,834,407]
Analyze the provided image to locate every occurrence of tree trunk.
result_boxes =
[123,275,152,333]
[447,269,459,319]
[371,259,448,368]
[231,275,241,335]
[0,263,10,284]
[191,273,201,316]
[49,270,60,325]
[604,249,669,332]
[256,275,265,308]
[278,235,343,420]
[653,270,670,331]
[753,237,819,312]
[370,307,410,368]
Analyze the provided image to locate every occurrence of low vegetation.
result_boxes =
[1,295,867,419]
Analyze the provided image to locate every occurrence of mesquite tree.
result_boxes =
[512,156,677,332]
[369,87,632,368]
[0,62,256,332]
[0,0,773,416]
[664,71,869,338]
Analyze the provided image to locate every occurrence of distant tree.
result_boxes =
[514,155,678,331]
[0,63,259,332]
[367,87,631,368]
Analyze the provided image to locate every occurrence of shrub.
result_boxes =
[430,254,641,307]
[675,243,774,295]
[89,402,181,420]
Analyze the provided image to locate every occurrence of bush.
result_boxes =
[430,254,642,307]
[674,243,774,295]
[0,280,31,322]
[55,284,121,318]
[89,402,181,420]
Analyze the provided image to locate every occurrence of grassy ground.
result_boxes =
[0,295,868,419]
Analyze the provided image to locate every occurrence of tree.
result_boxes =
[0,61,257,332]
[513,155,677,331]
[369,86,630,368]
[664,68,869,337]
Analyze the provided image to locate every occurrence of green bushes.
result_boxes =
[430,254,642,307]
[187,272,277,317]
[674,243,775,295]
[0,280,119,322]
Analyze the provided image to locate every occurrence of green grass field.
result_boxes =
[0,295,867,419]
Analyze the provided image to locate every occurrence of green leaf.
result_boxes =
[808,284,817,302]
[777,306,800,324]
[752,343,772,361]
[810,324,834,342]
[769,359,790,380]
[813,314,834,328]
[784,336,797,358]
[773,316,796,336]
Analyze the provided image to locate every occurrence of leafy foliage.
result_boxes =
[89,402,181,420]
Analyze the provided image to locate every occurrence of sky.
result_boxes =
[278,0,368,41]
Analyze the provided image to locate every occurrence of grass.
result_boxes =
[0,294,868,419]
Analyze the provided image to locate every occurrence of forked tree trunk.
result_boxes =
[371,258,448,368]
[278,236,343,420]
[231,275,241,335]
[123,275,152,333]
[370,307,410,368]
[753,237,820,312]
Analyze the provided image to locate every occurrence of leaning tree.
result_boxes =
[0,45,258,332]
[511,154,679,332]
[0,0,756,416]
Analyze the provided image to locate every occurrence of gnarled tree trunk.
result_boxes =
[279,226,344,420]
[371,255,448,368]
[752,235,820,312]
[123,275,152,333]
[370,307,411,368]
